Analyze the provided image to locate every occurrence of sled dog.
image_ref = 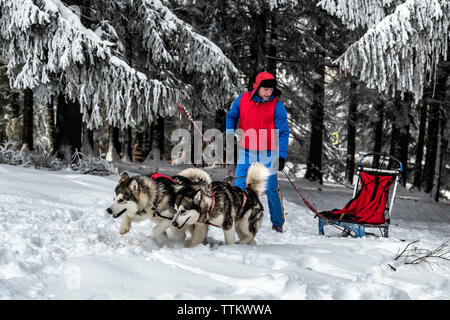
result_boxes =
[172,162,270,245]
[106,168,210,246]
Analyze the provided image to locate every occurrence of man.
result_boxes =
[226,72,289,233]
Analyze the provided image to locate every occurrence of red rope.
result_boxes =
[281,169,329,221]
[177,99,208,142]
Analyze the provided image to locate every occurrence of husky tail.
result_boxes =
[177,167,212,184]
[246,162,270,196]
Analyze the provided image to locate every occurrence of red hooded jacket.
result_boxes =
[238,72,278,150]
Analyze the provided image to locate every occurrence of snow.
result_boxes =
[0,163,449,299]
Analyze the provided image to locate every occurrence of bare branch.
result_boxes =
[394,239,450,270]
[394,240,420,261]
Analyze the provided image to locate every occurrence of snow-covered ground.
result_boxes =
[0,163,449,300]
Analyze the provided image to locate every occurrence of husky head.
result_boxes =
[171,187,204,229]
[106,172,150,219]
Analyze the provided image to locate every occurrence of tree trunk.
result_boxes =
[47,97,56,155]
[190,109,199,165]
[106,125,120,162]
[399,122,410,186]
[345,80,357,184]
[267,10,278,76]
[55,94,82,161]
[121,127,132,162]
[412,102,427,190]
[141,123,150,160]
[145,118,166,163]
[423,102,440,193]
[389,95,410,185]
[249,12,267,88]
[77,0,95,156]
[113,127,121,157]
[433,108,448,202]
[5,92,21,146]
[423,59,450,196]
[372,99,384,167]
[305,75,325,183]
[21,88,33,152]
[215,109,226,166]
[431,70,450,201]
[157,117,165,160]
[81,122,95,157]
[10,92,21,118]
[133,127,144,162]
[305,20,325,184]
[399,106,410,186]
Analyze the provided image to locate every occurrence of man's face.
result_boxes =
[257,87,273,101]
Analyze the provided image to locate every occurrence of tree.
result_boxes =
[304,15,326,183]
[0,0,240,155]
[388,94,412,185]
[320,0,450,199]
[422,59,450,198]
[174,1,359,182]
[318,0,450,103]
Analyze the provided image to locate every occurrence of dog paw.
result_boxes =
[119,225,131,235]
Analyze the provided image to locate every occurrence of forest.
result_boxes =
[0,0,449,202]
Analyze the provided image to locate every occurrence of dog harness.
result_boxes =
[203,185,247,228]
[203,185,220,228]
[149,172,179,184]
[142,173,180,220]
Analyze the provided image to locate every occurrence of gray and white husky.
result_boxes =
[106,168,211,246]
[172,162,270,245]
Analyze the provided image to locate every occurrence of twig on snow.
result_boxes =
[394,238,450,270]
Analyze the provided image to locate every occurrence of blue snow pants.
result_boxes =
[233,148,285,227]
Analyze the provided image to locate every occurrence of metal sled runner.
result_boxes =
[318,153,403,238]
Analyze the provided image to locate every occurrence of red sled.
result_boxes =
[319,153,403,238]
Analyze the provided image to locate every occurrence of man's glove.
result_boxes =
[274,157,286,171]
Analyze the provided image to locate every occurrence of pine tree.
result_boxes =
[174,1,359,181]
[0,0,240,130]
[422,59,450,197]
[319,0,450,103]
[320,0,450,199]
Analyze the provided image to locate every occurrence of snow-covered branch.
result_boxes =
[317,0,403,30]
[0,0,194,128]
[320,0,450,102]
[135,0,240,109]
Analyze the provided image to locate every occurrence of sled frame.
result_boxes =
[319,153,403,238]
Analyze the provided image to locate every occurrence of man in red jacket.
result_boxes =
[226,72,290,233]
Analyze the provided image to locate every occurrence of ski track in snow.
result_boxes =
[0,164,449,299]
